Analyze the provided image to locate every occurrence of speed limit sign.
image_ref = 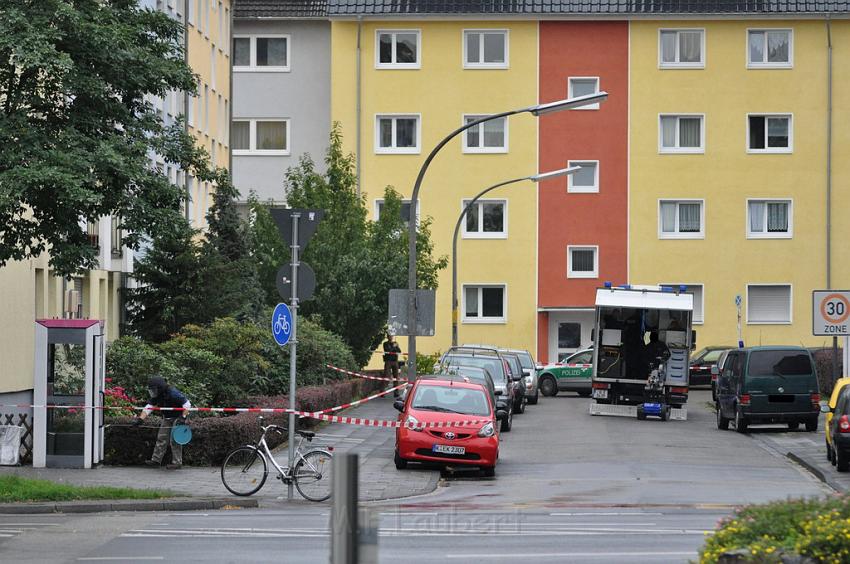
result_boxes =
[813,290,850,336]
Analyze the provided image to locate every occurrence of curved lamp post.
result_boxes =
[451,166,581,347]
[405,91,609,381]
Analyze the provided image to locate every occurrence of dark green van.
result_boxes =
[715,347,820,433]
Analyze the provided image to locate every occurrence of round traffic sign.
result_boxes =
[271,303,293,346]
[820,293,850,325]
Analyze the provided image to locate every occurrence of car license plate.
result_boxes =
[432,444,465,455]
[592,389,608,399]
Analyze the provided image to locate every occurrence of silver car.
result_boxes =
[502,348,540,406]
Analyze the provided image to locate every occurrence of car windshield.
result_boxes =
[748,350,813,377]
[517,352,534,369]
[411,385,491,416]
[443,355,506,381]
[703,349,726,363]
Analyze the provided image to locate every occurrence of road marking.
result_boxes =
[445,551,696,559]
[78,558,165,561]
[549,512,664,516]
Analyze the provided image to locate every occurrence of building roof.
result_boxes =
[327,0,850,15]
[234,0,328,18]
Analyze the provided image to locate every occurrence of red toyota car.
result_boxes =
[393,377,505,476]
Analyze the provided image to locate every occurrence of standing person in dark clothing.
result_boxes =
[133,376,191,469]
[383,332,402,382]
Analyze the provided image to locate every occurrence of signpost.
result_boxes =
[270,209,323,500]
[813,290,850,387]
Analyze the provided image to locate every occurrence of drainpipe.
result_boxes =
[355,16,362,197]
[228,1,234,177]
[826,18,839,383]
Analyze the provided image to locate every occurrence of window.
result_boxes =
[659,29,704,68]
[233,36,289,71]
[747,114,792,153]
[567,246,598,278]
[462,199,506,238]
[567,161,599,193]
[747,284,792,324]
[659,115,704,153]
[463,115,507,153]
[463,30,508,68]
[748,29,792,67]
[376,30,420,68]
[660,284,704,323]
[375,115,420,153]
[747,199,792,238]
[231,119,289,155]
[567,77,601,110]
[558,323,582,351]
[463,285,506,323]
[659,200,704,238]
[374,199,418,226]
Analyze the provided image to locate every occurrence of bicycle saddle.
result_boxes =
[295,430,315,439]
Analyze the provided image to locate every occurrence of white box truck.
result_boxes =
[589,285,696,421]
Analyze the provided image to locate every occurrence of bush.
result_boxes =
[700,494,850,563]
[813,348,844,398]
[104,378,384,466]
[107,316,358,408]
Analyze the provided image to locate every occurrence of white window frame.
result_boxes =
[374,114,421,154]
[461,198,508,239]
[567,160,600,193]
[660,283,705,324]
[461,283,507,324]
[746,198,793,239]
[232,35,290,72]
[658,28,706,69]
[658,114,705,154]
[747,28,793,69]
[567,77,601,110]
[746,283,793,325]
[658,199,705,239]
[462,29,509,69]
[461,114,508,154]
[746,113,793,154]
[567,245,599,279]
[231,118,290,156]
[375,30,421,69]
[373,199,420,226]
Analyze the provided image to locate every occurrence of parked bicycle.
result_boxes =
[220,417,333,502]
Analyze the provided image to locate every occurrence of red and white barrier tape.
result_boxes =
[301,382,409,416]
[325,364,405,383]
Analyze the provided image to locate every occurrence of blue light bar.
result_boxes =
[603,281,613,288]
[619,284,632,290]
[660,286,674,293]
[679,285,688,293]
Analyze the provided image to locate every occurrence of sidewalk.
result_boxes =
[755,429,850,493]
[0,395,439,506]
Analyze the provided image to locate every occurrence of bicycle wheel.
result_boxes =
[294,450,333,502]
[221,446,268,496]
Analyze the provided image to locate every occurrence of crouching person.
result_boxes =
[133,376,191,469]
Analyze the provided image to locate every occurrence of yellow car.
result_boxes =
[825,377,850,464]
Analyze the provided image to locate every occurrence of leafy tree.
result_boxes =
[0,1,209,276]
[283,125,447,365]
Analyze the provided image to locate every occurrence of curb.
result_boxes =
[0,497,258,515]
[786,452,845,493]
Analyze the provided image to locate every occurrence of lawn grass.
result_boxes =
[0,475,174,503]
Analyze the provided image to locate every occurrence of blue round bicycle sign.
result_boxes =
[271,303,293,346]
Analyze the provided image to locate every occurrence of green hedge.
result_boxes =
[104,378,384,466]
[700,495,850,563]
[107,316,358,406]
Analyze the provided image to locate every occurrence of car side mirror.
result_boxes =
[512,373,523,381]
[393,399,405,412]
[495,410,507,421]
[522,369,532,376]
[494,390,503,396]
[821,404,832,414]
[536,364,544,371]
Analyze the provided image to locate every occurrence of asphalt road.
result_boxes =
[1,390,831,563]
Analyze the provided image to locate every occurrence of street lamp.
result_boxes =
[451,167,581,347]
[405,91,609,381]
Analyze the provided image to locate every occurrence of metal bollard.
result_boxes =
[330,453,358,564]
